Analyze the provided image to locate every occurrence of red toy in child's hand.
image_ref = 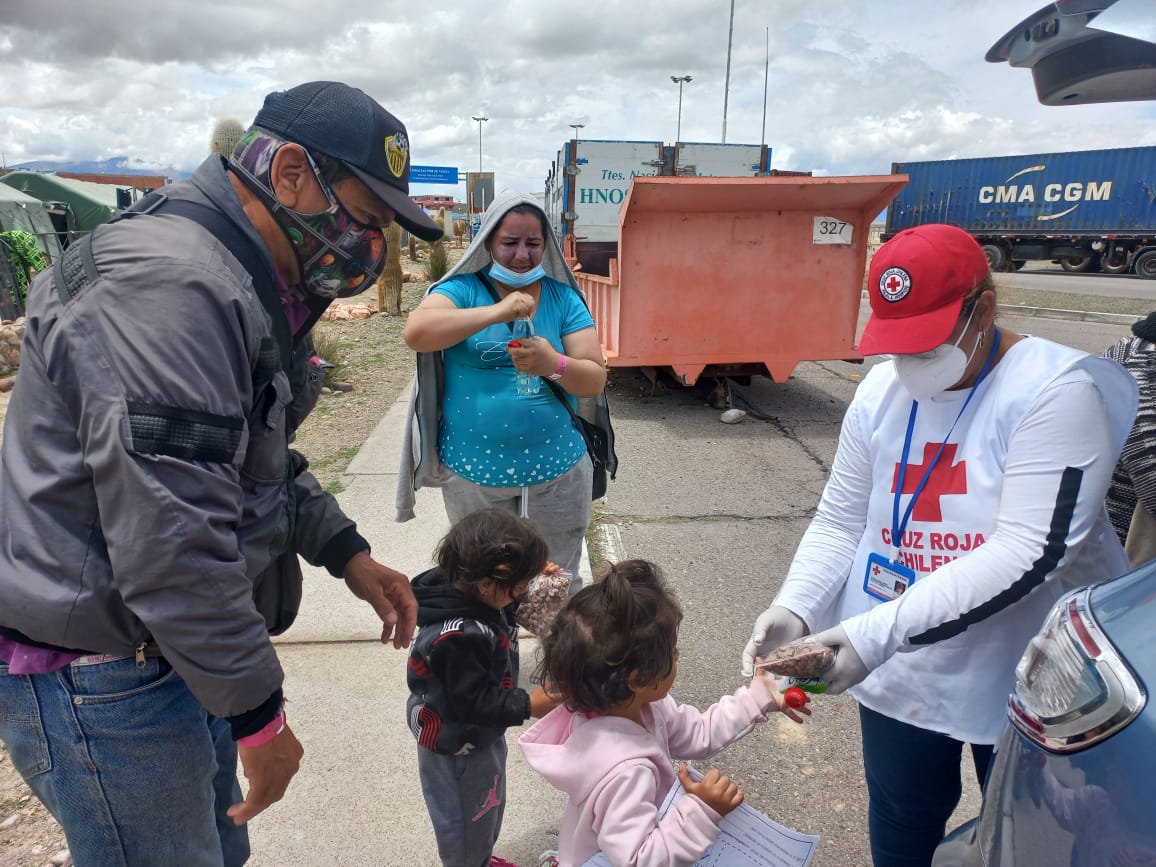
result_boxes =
[783,686,809,710]
[507,340,522,349]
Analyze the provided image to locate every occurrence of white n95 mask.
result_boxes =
[893,305,980,400]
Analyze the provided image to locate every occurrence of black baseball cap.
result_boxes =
[252,81,444,241]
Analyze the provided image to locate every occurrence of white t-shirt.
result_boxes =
[775,336,1137,744]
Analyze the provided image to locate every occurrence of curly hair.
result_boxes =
[434,508,548,597]
[536,560,682,714]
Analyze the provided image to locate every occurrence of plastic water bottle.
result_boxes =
[511,318,540,395]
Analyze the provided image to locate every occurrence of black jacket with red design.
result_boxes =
[406,567,531,755]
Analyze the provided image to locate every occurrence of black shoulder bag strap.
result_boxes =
[474,269,596,449]
[144,195,292,367]
[52,193,289,368]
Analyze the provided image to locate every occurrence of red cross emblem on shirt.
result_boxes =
[892,442,968,522]
[885,274,904,294]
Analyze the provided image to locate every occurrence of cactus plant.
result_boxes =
[379,223,404,315]
[210,118,245,157]
[426,215,449,282]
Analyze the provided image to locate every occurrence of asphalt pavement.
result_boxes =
[248,298,1137,867]
[995,262,1156,301]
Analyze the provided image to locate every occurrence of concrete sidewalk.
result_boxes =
[245,296,1131,866]
[251,393,574,867]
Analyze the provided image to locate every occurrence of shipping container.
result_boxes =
[886,146,1156,276]
[544,139,770,275]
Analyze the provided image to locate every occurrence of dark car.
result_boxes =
[934,6,1156,864]
[985,0,1156,105]
[934,570,1155,865]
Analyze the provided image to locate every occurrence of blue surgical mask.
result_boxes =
[489,261,545,288]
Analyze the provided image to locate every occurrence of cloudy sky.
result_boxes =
[3,0,1155,198]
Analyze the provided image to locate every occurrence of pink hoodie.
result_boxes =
[518,678,776,866]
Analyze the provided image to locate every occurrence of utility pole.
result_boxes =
[722,0,735,143]
[761,26,769,147]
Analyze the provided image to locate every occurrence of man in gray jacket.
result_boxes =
[0,81,443,866]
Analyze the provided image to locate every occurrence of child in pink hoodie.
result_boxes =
[518,560,808,866]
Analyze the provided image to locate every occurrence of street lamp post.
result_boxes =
[569,123,585,142]
[471,115,488,213]
[670,75,692,143]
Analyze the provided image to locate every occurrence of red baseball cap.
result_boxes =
[859,223,990,356]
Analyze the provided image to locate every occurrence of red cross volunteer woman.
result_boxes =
[741,223,1137,867]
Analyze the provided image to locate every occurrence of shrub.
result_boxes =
[309,326,347,386]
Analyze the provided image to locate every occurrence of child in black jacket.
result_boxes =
[407,508,558,867]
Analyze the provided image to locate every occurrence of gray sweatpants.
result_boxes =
[417,739,508,867]
[442,456,593,586]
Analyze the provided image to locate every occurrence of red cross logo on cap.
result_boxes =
[879,266,911,303]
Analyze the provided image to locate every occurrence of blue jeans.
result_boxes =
[0,655,249,867]
[859,704,993,867]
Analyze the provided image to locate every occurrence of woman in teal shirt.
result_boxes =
[403,194,607,584]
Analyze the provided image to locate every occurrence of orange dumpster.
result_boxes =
[568,174,908,385]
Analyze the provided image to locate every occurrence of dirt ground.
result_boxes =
[0,248,457,866]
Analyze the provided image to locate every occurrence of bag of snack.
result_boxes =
[756,637,836,678]
[514,565,572,636]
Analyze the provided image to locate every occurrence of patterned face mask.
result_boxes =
[230,130,386,299]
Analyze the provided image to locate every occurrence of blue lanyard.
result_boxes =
[890,328,1002,560]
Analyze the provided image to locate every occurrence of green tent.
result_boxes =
[0,171,122,236]
[0,182,64,262]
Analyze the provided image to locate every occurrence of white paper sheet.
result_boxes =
[581,767,819,867]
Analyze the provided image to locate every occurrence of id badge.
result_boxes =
[863,552,917,603]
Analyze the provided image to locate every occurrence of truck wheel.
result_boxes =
[1100,253,1131,274]
[1133,250,1156,280]
[981,244,1007,272]
[1060,255,1099,273]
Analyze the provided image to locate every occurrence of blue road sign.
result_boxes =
[409,165,459,184]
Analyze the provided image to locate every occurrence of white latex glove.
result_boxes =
[741,605,807,677]
[807,625,869,694]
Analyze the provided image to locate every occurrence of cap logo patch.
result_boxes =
[384,133,408,179]
[879,266,911,303]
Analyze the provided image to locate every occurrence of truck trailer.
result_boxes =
[544,139,772,275]
[885,146,1156,277]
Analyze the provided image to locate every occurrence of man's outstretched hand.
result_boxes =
[343,551,417,648]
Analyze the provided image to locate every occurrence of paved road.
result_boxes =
[996,261,1156,301]
[593,311,1131,867]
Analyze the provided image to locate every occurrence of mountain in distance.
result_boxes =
[9,156,192,181]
